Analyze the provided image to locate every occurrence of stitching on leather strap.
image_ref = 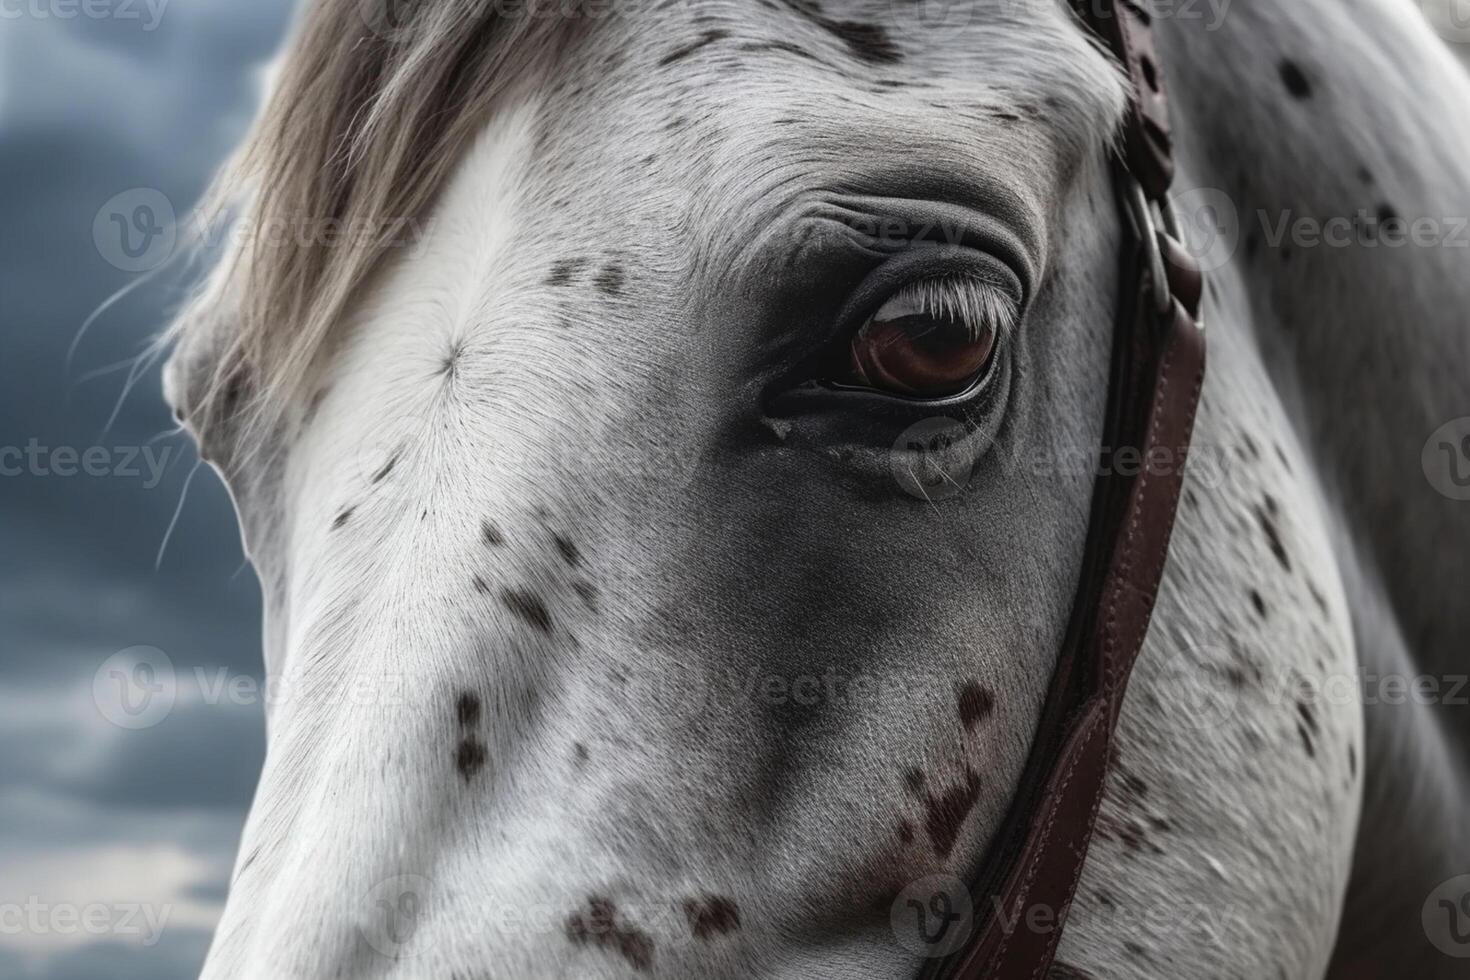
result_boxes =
[993,709,1105,971]
[1023,714,1107,979]
[1117,320,1177,681]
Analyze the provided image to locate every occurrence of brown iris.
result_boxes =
[848,307,998,397]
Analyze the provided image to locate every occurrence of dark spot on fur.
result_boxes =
[957,681,995,730]
[1249,589,1268,618]
[682,895,741,940]
[657,28,729,67]
[546,257,586,286]
[331,507,354,530]
[371,453,398,484]
[779,0,902,64]
[1124,941,1148,958]
[482,520,505,546]
[472,574,491,595]
[898,818,915,843]
[1254,503,1292,571]
[923,769,982,857]
[455,737,487,780]
[1377,203,1401,225]
[1096,889,1115,908]
[821,18,900,64]
[566,897,655,972]
[1347,742,1357,777]
[1125,815,1164,854]
[554,534,581,566]
[1279,60,1311,98]
[1296,721,1316,757]
[903,768,926,796]
[456,691,482,727]
[1356,165,1374,184]
[573,580,599,611]
[573,741,589,764]
[594,263,625,296]
[1304,581,1328,616]
[1296,698,1320,736]
[502,588,554,633]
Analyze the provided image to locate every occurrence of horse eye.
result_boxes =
[844,276,1011,398]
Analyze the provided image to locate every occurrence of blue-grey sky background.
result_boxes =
[0,3,296,977]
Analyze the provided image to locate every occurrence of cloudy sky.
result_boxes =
[0,3,296,977]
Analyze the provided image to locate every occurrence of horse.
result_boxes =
[162,0,1470,977]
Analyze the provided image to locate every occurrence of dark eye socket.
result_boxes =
[842,275,1013,398]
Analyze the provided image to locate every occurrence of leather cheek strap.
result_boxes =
[938,261,1205,980]
[918,1,1205,974]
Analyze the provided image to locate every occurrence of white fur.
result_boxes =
[165,2,1470,978]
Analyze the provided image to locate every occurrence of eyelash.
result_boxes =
[867,274,1019,338]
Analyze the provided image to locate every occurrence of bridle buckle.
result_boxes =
[1123,177,1188,318]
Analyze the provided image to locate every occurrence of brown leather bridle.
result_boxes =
[922,1,1206,977]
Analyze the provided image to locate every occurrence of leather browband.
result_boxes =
[923,1,1206,977]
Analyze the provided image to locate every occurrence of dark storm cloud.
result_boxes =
[42,699,266,812]
[0,3,296,977]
